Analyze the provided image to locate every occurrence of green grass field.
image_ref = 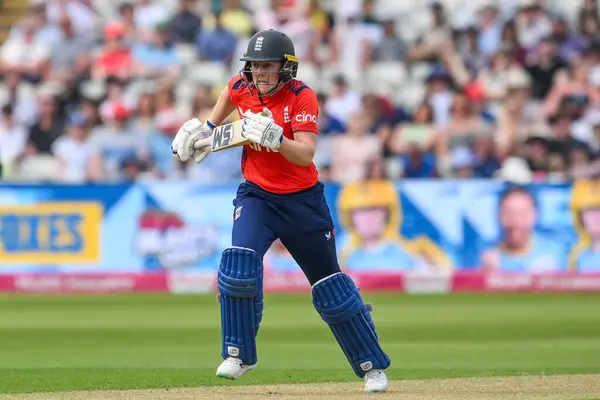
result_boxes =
[0,292,599,396]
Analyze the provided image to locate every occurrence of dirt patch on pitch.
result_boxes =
[2,374,600,400]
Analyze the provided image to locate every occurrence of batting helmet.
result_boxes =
[239,29,298,94]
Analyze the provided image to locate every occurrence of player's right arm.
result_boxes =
[207,86,237,126]
[172,82,237,163]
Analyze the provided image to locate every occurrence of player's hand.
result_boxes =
[242,108,283,151]
[171,118,213,163]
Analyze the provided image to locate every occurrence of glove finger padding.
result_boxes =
[192,136,212,163]
[261,108,274,119]
[193,136,212,150]
[193,146,211,163]
[177,134,194,162]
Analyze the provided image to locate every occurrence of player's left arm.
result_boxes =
[242,86,320,167]
[278,88,319,167]
[278,130,316,167]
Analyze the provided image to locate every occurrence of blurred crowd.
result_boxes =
[1,0,600,184]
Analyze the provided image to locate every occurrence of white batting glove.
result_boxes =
[171,118,214,163]
[241,108,283,151]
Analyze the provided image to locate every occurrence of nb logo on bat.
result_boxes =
[212,124,233,150]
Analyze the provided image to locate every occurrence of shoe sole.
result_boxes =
[216,365,257,380]
[365,388,388,393]
[216,372,237,380]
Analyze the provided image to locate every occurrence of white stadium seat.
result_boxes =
[190,61,228,86]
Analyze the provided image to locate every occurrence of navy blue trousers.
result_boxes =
[231,181,341,285]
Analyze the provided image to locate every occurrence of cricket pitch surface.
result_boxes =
[2,375,599,400]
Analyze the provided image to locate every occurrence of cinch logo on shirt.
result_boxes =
[295,111,316,123]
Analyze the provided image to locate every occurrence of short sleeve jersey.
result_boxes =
[228,76,319,194]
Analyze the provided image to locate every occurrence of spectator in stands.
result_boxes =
[330,112,382,184]
[254,0,317,63]
[130,91,157,138]
[544,61,600,119]
[365,157,388,180]
[552,18,588,63]
[0,17,50,84]
[472,135,501,178]
[315,93,345,136]
[48,13,93,85]
[25,91,64,157]
[134,0,169,41]
[51,112,96,182]
[148,108,182,178]
[46,0,98,35]
[457,26,488,77]
[546,109,593,167]
[155,84,178,116]
[120,155,147,182]
[1,0,599,184]
[196,11,238,67]
[495,74,547,158]
[476,4,503,57]
[372,18,407,62]
[9,1,62,48]
[189,84,216,121]
[477,48,527,102]
[305,0,331,42]
[525,36,568,101]
[329,11,374,72]
[78,97,103,129]
[208,0,254,38]
[571,120,600,178]
[424,68,454,127]
[0,71,39,127]
[434,92,492,175]
[387,102,437,179]
[501,20,527,66]
[88,103,149,182]
[325,74,362,125]
[92,22,135,82]
[0,104,27,168]
[449,146,475,178]
[464,81,495,123]
[361,93,394,137]
[580,13,600,43]
[132,22,181,85]
[514,1,553,50]
[118,3,138,46]
[356,0,383,46]
[169,0,203,44]
[99,77,136,122]
[399,145,438,179]
[522,135,550,178]
[388,102,436,155]
[407,1,452,63]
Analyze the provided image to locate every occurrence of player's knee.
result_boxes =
[311,272,365,324]
[218,246,263,298]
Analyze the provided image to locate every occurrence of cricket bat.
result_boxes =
[194,112,268,152]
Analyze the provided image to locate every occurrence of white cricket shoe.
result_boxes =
[216,357,257,380]
[364,369,388,393]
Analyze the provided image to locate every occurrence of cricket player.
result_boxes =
[171,29,390,393]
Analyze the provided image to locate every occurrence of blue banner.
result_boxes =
[0,180,598,273]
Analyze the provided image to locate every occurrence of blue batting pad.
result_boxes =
[217,246,263,365]
[312,273,391,378]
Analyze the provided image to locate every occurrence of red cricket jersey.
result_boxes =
[227,76,319,194]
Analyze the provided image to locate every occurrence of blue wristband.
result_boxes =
[206,120,216,129]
